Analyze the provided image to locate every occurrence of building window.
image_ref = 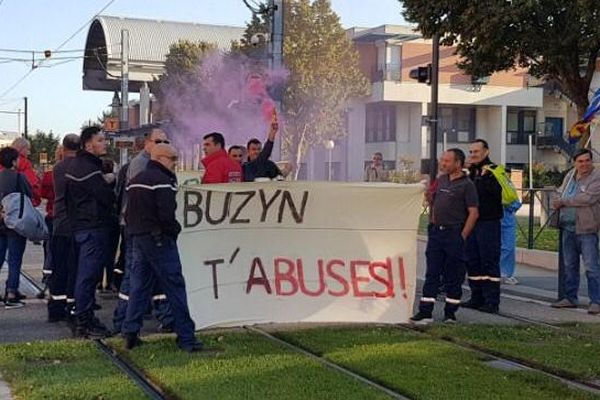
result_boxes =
[507,110,536,145]
[365,103,396,142]
[439,106,476,143]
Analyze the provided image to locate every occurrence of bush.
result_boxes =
[523,162,568,188]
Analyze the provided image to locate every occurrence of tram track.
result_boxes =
[246,326,414,400]
[396,323,600,396]
[94,339,169,400]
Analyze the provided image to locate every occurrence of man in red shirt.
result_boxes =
[11,137,41,207]
[201,132,242,184]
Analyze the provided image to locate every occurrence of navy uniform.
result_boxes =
[65,150,116,337]
[411,172,479,323]
[121,157,202,352]
[47,156,78,322]
[463,157,503,313]
[112,150,174,334]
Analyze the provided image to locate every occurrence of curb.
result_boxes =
[417,235,558,271]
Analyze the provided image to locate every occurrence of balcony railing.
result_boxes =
[536,135,576,159]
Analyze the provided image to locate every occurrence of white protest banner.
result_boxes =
[176,181,423,329]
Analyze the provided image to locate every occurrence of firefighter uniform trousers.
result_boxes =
[47,234,77,320]
[419,224,466,314]
[466,220,502,307]
[122,234,196,349]
[113,234,174,333]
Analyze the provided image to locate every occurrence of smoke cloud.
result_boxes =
[159,51,287,159]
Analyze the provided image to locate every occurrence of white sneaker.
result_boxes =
[503,277,519,285]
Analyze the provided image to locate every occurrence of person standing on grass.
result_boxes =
[552,149,600,315]
[66,126,116,338]
[461,139,503,314]
[410,149,479,324]
[122,144,203,352]
[0,147,32,309]
[113,128,174,335]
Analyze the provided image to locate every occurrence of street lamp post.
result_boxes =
[324,140,335,181]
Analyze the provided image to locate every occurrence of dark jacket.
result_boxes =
[53,157,75,236]
[65,151,117,232]
[243,140,281,181]
[125,160,181,239]
[469,157,503,221]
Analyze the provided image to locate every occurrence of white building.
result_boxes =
[301,25,585,182]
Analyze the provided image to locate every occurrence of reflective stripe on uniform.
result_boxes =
[468,276,486,281]
[126,183,177,192]
[118,293,129,301]
[114,268,124,274]
[66,298,75,303]
[51,295,67,301]
[152,294,167,301]
[43,269,53,275]
[445,297,461,304]
[420,297,436,303]
[468,275,501,282]
[65,170,103,182]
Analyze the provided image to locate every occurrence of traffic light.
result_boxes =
[409,64,432,85]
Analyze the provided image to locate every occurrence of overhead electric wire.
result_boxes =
[0,46,108,54]
[0,0,117,100]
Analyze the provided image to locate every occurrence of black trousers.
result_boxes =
[47,234,77,319]
[466,220,502,308]
[419,225,466,314]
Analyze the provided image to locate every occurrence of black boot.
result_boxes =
[123,333,144,350]
[75,312,110,339]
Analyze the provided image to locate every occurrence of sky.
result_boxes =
[0,0,406,137]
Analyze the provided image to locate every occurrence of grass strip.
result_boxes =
[276,326,600,400]
[428,324,600,380]
[418,214,559,252]
[113,331,390,400]
[560,323,600,337]
[0,339,146,400]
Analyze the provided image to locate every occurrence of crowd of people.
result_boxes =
[411,139,600,324]
[0,120,282,352]
[0,125,597,345]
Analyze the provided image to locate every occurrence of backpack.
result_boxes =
[0,171,48,241]
[483,164,520,206]
[2,192,48,241]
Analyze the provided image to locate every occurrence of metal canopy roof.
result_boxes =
[83,15,245,92]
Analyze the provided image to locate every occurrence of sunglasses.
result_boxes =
[154,139,171,145]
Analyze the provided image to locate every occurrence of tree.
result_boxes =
[153,40,216,120]
[237,0,370,179]
[29,130,59,167]
[401,0,600,122]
